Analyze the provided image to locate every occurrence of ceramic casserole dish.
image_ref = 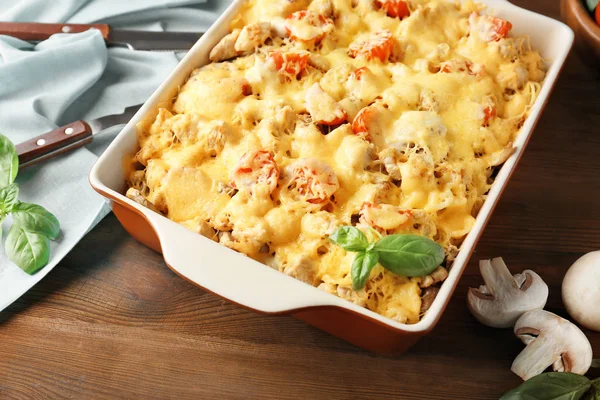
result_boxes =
[89,0,573,354]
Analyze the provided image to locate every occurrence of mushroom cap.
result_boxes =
[467,258,548,328]
[511,310,593,380]
[562,251,600,332]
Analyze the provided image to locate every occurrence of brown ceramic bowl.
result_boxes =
[561,0,600,66]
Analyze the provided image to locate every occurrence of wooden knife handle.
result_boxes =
[16,121,94,168]
[0,22,110,42]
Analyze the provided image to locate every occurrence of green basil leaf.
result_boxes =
[330,226,369,252]
[588,380,600,400]
[592,359,600,368]
[586,0,599,13]
[0,134,18,187]
[12,202,60,240]
[373,234,444,277]
[5,224,50,274]
[500,372,591,400]
[351,251,379,290]
[0,183,19,214]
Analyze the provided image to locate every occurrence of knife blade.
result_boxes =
[16,104,143,168]
[0,22,203,51]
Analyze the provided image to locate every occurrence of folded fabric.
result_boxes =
[0,0,231,312]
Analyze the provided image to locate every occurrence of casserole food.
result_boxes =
[90,0,573,353]
[126,0,546,325]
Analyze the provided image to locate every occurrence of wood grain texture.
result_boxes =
[1,1,599,399]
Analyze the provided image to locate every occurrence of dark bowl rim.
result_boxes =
[569,0,600,39]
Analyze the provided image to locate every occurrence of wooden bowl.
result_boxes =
[561,0,600,66]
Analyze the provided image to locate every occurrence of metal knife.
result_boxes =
[16,104,142,168]
[0,22,203,51]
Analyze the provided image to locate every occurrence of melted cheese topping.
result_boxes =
[129,0,545,324]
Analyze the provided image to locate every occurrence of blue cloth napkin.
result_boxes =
[0,0,231,311]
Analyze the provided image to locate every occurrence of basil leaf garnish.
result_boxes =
[592,359,600,369]
[374,234,445,277]
[330,227,445,290]
[12,202,60,240]
[0,134,60,274]
[330,226,369,252]
[0,183,19,214]
[586,0,599,13]
[500,372,591,400]
[351,250,379,291]
[590,380,600,400]
[5,224,51,274]
[0,134,18,187]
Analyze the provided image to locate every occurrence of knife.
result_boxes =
[16,104,143,168]
[0,22,203,51]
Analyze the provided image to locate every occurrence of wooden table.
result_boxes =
[1,1,599,398]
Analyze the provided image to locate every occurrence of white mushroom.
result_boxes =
[512,310,593,380]
[467,258,548,328]
[562,251,600,332]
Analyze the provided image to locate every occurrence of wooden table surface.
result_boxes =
[1,1,599,399]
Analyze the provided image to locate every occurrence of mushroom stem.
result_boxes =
[511,310,593,381]
[512,330,561,380]
[479,258,518,293]
[467,258,548,328]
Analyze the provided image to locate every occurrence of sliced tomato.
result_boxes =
[241,82,253,96]
[596,4,600,25]
[348,30,395,62]
[269,50,310,77]
[351,105,378,141]
[483,105,496,126]
[490,16,513,41]
[360,202,412,231]
[470,13,513,42]
[350,66,371,81]
[231,150,280,194]
[285,10,333,43]
[375,0,410,19]
[440,60,472,74]
[439,60,485,76]
[288,158,339,204]
[483,107,496,126]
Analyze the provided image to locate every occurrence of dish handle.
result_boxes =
[145,213,337,314]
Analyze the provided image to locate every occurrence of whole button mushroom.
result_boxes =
[511,310,593,380]
[562,251,600,332]
[467,258,549,328]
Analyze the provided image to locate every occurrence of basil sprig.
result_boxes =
[586,0,599,13]
[0,134,60,274]
[329,226,444,290]
[501,372,600,400]
[0,134,18,187]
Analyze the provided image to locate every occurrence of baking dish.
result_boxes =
[89,0,573,354]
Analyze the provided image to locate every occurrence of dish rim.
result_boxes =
[89,0,574,334]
